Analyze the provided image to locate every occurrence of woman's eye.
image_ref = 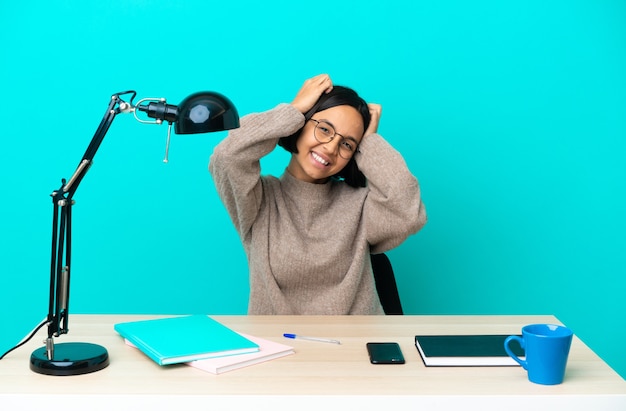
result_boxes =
[341,140,354,151]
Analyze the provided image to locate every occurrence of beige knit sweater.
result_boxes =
[209,104,426,314]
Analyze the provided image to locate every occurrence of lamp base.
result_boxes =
[30,342,109,376]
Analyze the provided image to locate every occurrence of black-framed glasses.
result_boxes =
[309,118,359,159]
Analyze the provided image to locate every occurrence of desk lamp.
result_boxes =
[29,90,239,376]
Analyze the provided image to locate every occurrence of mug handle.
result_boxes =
[504,335,527,369]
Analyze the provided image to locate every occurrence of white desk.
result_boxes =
[1,315,624,410]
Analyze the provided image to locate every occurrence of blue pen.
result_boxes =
[283,333,341,345]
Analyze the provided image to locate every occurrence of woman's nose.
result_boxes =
[322,137,341,155]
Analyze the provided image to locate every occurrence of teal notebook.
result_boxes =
[114,315,259,365]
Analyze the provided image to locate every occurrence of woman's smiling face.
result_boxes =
[287,105,365,184]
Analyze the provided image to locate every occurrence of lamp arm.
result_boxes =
[45,91,136,354]
[64,91,136,198]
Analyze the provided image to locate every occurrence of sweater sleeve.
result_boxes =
[355,133,427,253]
[209,104,304,238]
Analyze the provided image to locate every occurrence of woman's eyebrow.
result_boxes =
[315,118,335,128]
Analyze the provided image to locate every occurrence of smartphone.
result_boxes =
[366,342,405,364]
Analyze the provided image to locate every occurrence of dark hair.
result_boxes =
[278,85,371,188]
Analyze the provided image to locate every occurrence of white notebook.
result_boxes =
[187,333,295,374]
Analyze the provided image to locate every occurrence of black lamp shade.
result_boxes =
[174,91,239,134]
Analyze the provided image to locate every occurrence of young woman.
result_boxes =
[209,74,426,314]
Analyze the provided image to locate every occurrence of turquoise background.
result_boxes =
[1,1,624,379]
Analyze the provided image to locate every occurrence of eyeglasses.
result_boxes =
[309,118,359,159]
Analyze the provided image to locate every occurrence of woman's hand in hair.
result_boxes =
[291,74,334,114]
[364,103,382,136]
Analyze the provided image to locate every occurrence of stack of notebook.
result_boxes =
[114,315,294,374]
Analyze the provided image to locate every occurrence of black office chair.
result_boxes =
[370,253,403,315]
